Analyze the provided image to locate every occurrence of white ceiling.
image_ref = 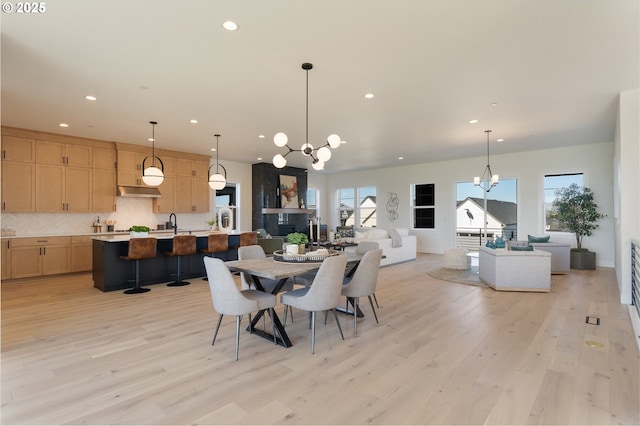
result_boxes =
[2,0,638,173]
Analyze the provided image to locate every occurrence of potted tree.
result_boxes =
[551,183,605,270]
[286,232,309,255]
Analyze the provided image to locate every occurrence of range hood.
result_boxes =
[117,185,162,198]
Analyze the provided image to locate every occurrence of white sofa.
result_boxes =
[345,227,417,267]
[508,240,571,274]
[479,247,551,292]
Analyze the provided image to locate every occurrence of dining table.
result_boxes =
[225,251,364,348]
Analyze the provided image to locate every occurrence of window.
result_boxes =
[412,183,435,229]
[544,173,583,231]
[306,188,318,214]
[338,187,377,228]
[216,183,237,230]
[455,179,518,248]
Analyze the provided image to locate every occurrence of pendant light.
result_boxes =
[473,130,499,192]
[272,63,341,170]
[208,134,227,190]
[141,121,165,186]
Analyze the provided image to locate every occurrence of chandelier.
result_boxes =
[208,134,227,190]
[141,121,165,186]
[272,63,341,171]
[474,130,499,192]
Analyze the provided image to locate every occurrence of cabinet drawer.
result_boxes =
[71,235,93,245]
[11,236,71,247]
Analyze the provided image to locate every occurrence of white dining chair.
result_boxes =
[280,254,348,354]
[204,256,278,361]
[239,245,294,323]
[355,241,381,308]
[341,248,383,334]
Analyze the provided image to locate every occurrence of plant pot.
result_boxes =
[130,231,149,238]
[286,244,299,255]
[298,244,306,254]
[570,249,596,270]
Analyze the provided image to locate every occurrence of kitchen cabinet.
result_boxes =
[153,176,176,213]
[175,175,209,213]
[36,140,92,168]
[1,239,11,280]
[1,135,36,212]
[71,236,93,272]
[10,237,71,278]
[35,164,92,212]
[117,149,174,187]
[92,168,116,212]
[2,135,35,162]
[2,161,36,212]
[92,146,117,170]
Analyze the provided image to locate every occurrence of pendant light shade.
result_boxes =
[208,134,227,190]
[272,63,341,170]
[142,121,164,186]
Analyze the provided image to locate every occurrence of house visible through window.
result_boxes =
[544,173,584,232]
[338,187,377,228]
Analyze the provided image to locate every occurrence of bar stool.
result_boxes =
[240,231,258,246]
[164,235,197,286]
[200,233,229,281]
[120,237,157,294]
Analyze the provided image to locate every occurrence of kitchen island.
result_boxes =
[92,232,241,292]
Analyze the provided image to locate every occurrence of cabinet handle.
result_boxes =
[43,247,46,255]
[2,201,5,211]
[2,150,5,159]
[39,247,42,256]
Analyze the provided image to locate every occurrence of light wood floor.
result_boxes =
[1,254,638,425]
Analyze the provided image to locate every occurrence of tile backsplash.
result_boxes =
[1,198,216,236]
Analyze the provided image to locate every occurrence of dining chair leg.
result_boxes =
[368,295,379,324]
[235,315,242,361]
[283,305,288,326]
[248,313,253,334]
[373,292,380,308]
[353,297,359,334]
[311,311,316,354]
[212,313,224,345]
[331,308,345,340]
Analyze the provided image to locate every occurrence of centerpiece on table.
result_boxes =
[285,232,309,255]
[128,225,150,238]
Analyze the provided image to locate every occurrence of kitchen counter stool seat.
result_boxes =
[164,235,197,286]
[120,237,158,294]
[201,233,229,281]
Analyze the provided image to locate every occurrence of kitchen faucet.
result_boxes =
[169,213,177,234]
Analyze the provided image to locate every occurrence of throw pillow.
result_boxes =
[355,230,367,239]
[511,245,534,251]
[387,228,403,248]
[366,229,389,240]
[528,235,550,243]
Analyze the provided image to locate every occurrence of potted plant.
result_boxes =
[205,217,217,231]
[286,232,309,255]
[551,183,606,270]
[128,225,150,238]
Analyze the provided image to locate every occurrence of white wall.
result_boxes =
[614,88,640,305]
[322,141,615,267]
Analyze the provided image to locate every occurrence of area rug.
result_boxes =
[427,266,486,287]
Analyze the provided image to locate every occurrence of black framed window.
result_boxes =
[412,183,435,229]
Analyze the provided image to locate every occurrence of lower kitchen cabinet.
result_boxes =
[71,236,93,272]
[9,236,71,278]
[1,239,10,280]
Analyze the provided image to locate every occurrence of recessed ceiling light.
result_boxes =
[364,93,374,99]
[59,123,69,127]
[190,119,198,124]
[222,20,238,31]
[341,140,347,144]
[258,135,265,139]
[496,138,504,142]
[490,102,498,107]
[398,156,404,160]
[469,119,479,124]
[257,156,263,161]
[210,148,217,152]
[85,95,96,101]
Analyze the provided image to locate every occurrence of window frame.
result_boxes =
[543,172,584,233]
[337,186,377,229]
[411,183,435,229]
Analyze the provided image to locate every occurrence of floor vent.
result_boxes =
[585,316,600,325]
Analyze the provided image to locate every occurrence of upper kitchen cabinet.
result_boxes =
[36,140,92,168]
[1,135,36,162]
[116,144,175,187]
[2,131,36,212]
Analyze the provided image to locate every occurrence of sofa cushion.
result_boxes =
[355,230,367,239]
[528,234,550,243]
[366,229,389,239]
[511,245,534,251]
